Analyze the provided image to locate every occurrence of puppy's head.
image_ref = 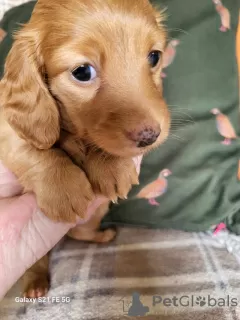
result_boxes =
[0,0,170,157]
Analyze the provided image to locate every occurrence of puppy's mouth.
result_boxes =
[88,141,156,158]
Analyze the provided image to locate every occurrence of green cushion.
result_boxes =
[0,1,36,77]
[104,0,240,233]
[0,0,239,233]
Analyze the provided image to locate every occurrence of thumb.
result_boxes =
[0,193,37,245]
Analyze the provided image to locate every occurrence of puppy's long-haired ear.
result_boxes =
[0,27,60,149]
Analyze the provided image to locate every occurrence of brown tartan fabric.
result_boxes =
[0,228,240,319]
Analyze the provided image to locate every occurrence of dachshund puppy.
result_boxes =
[0,0,170,297]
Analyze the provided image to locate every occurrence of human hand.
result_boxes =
[0,156,142,299]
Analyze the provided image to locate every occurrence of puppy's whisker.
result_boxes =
[171,120,192,125]
[170,127,191,132]
[168,107,194,119]
[168,105,193,110]
[167,28,189,35]
[170,109,193,113]
[171,115,194,122]
[169,133,185,142]
[171,113,195,122]
[171,122,195,127]
[171,118,194,122]
[171,122,194,125]
[171,121,194,128]
[169,108,193,113]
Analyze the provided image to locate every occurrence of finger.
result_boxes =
[0,193,37,245]
[0,202,72,299]
[76,196,108,225]
[0,161,22,198]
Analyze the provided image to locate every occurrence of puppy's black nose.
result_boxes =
[128,127,161,148]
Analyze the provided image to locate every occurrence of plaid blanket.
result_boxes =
[1,227,240,319]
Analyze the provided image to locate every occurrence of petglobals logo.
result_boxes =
[120,292,239,316]
[152,295,238,308]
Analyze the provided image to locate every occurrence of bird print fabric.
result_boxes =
[161,39,179,78]
[0,0,240,235]
[137,169,172,206]
[211,108,237,145]
[0,28,6,43]
[237,160,240,181]
[212,0,231,32]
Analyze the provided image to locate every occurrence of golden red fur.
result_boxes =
[0,0,170,297]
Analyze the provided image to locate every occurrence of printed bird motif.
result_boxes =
[237,160,240,181]
[161,39,180,78]
[213,0,231,32]
[0,29,6,43]
[211,108,237,145]
[213,222,226,235]
[137,169,172,206]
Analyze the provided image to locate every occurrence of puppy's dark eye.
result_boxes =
[148,50,161,68]
[72,64,97,82]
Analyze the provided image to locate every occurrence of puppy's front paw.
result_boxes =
[85,155,139,201]
[23,278,49,298]
[35,164,94,223]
